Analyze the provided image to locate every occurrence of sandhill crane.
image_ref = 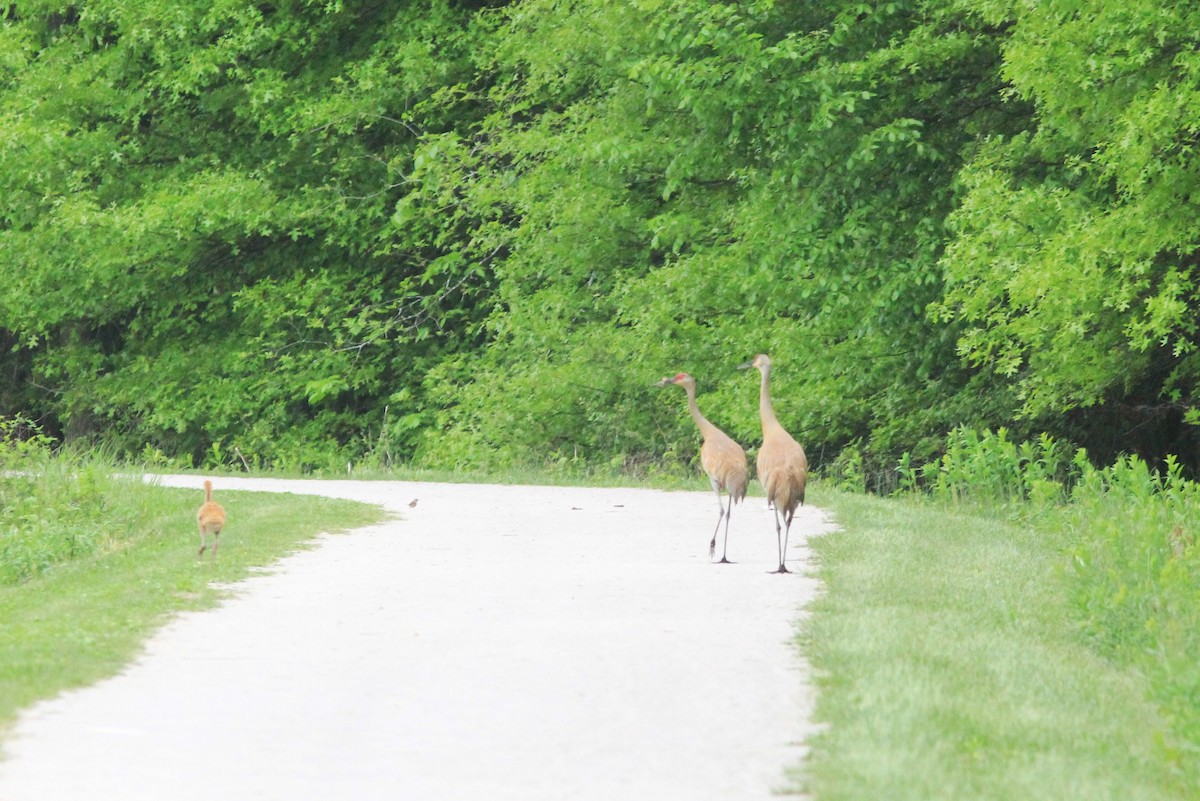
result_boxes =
[738,354,807,574]
[658,372,749,563]
[197,480,227,561]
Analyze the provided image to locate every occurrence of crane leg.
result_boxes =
[717,501,733,564]
[709,506,733,563]
[708,482,733,564]
[770,507,791,574]
[772,508,794,574]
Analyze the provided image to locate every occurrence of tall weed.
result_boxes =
[1066,454,1200,776]
[0,421,149,585]
[898,426,1073,512]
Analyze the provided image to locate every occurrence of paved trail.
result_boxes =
[0,476,829,800]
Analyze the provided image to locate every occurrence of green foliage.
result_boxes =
[1,0,1200,475]
[0,419,144,584]
[1066,454,1200,778]
[898,426,1074,510]
[937,0,1200,428]
[412,0,1025,473]
[0,0,492,465]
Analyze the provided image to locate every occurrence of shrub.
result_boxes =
[1065,454,1200,775]
[897,426,1074,512]
[0,420,147,585]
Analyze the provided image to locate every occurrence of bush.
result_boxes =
[1066,454,1200,777]
[0,420,148,585]
[897,426,1074,512]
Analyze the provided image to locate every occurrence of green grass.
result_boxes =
[0,475,385,740]
[796,486,1184,800]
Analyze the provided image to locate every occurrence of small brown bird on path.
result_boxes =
[197,480,227,561]
[738,354,807,574]
[408,498,419,508]
[658,372,749,563]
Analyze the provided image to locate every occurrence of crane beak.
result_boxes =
[736,361,754,371]
[653,377,674,388]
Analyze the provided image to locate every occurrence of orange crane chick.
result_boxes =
[658,372,749,563]
[197,480,227,561]
[738,354,807,574]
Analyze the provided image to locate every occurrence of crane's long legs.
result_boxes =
[770,507,791,574]
[718,501,733,563]
[780,508,794,572]
[198,530,219,562]
[709,482,733,564]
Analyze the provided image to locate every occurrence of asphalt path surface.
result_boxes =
[0,476,829,800]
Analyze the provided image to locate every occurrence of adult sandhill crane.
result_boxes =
[197,480,227,561]
[738,354,807,574]
[658,372,749,563]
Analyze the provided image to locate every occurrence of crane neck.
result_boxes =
[758,365,784,434]
[683,381,720,440]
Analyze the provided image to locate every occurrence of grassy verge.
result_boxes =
[797,485,1184,801]
[0,474,385,739]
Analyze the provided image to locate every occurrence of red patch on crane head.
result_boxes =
[673,372,688,382]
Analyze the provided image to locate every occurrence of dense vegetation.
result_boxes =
[831,428,1200,796]
[2,0,1199,476]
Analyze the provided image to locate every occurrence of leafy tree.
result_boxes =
[4,0,1199,477]
[0,0,493,466]
[937,0,1200,460]
[413,0,1027,477]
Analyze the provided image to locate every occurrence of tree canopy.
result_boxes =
[1,0,1198,479]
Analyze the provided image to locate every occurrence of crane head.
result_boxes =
[655,372,692,388]
[737,354,771,372]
